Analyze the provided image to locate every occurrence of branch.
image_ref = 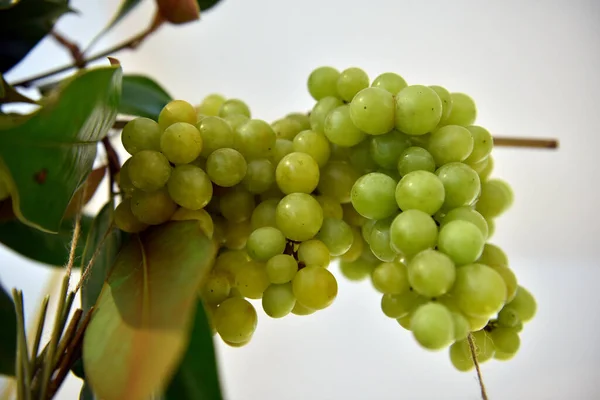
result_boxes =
[50,30,85,69]
[493,137,558,149]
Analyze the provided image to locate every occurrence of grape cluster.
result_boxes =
[114,66,536,370]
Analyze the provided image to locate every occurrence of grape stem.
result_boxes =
[493,137,558,149]
[467,333,489,400]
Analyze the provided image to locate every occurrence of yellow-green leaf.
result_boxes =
[82,221,218,400]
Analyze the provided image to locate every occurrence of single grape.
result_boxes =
[197,116,234,157]
[411,303,455,350]
[372,72,407,94]
[408,249,455,298]
[361,220,377,245]
[477,243,508,267]
[450,311,470,341]
[275,152,320,194]
[246,227,287,261]
[390,210,438,258]
[342,203,367,227]
[369,218,398,262]
[318,161,360,203]
[397,146,436,176]
[160,122,203,164]
[370,130,412,169]
[507,286,537,322]
[251,198,279,229]
[339,227,364,262]
[497,306,521,328]
[220,187,255,223]
[409,133,430,148]
[395,85,442,136]
[316,217,354,257]
[396,313,413,330]
[242,159,274,194]
[292,266,338,310]
[298,239,331,268]
[308,66,340,100]
[213,250,249,284]
[219,99,251,118]
[438,220,485,265]
[324,104,366,147]
[329,143,351,162]
[269,138,294,165]
[259,184,284,202]
[441,206,488,239]
[293,129,331,167]
[314,195,343,220]
[206,148,247,187]
[311,96,343,134]
[452,263,507,317]
[435,162,481,209]
[490,327,520,354]
[337,67,369,102]
[170,208,214,238]
[464,126,493,164]
[196,93,225,116]
[488,264,518,302]
[224,114,249,132]
[117,159,136,197]
[121,117,162,155]
[130,188,177,225]
[349,87,395,135]
[215,297,257,343]
[291,302,316,316]
[348,139,377,173]
[235,260,270,299]
[395,170,445,215]
[262,283,296,318]
[351,172,398,220]
[449,341,474,372]
[266,254,298,284]
[158,100,197,130]
[272,117,303,140]
[428,125,474,166]
[472,330,496,362]
[475,179,513,218]
[115,199,148,233]
[381,290,426,318]
[494,350,516,361]
[201,271,231,305]
[167,164,213,210]
[444,93,477,126]
[429,85,452,125]
[339,258,376,281]
[276,193,323,241]
[235,119,276,160]
[128,150,171,192]
[371,261,410,294]
[286,112,311,131]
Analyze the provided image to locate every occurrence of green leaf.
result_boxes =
[0,0,72,73]
[82,221,218,400]
[0,73,36,104]
[0,65,122,233]
[197,0,223,12]
[120,74,172,120]
[0,214,93,266]
[85,0,145,53]
[0,282,16,375]
[165,301,223,400]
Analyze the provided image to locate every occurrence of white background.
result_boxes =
[1,0,600,399]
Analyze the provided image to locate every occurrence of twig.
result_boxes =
[102,137,121,194]
[29,295,49,373]
[76,224,115,293]
[50,30,85,69]
[467,333,488,400]
[53,309,83,368]
[493,136,558,149]
[13,289,31,400]
[65,206,84,277]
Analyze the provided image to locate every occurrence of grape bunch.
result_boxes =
[113,65,537,370]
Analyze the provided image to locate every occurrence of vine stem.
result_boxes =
[467,333,489,400]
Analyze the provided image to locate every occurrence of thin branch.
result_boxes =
[102,137,121,193]
[50,30,85,69]
[467,333,488,400]
[494,136,558,149]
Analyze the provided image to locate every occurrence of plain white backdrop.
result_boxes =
[1,0,600,399]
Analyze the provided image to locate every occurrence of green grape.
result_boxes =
[160,122,203,164]
[167,164,213,210]
[311,96,343,134]
[318,161,360,203]
[395,85,442,136]
[486,218,495,238]
[339,227,364,262]
[441,206,488,239]
[259,184,284,202]
[342,203,367,227]
[410,303,454,350]
[266,254,298,284]
[206,148,247,187]
[508,286,537,322]
[449,341,474,372]
[490,327,520,354]
[235,119,276,159]
[115,199,148,233]
[409,133,431,148]
[262,283,296,318]
[211,215,227,247]
[472,330,496,362]
[396,313,412,330]
[242,159,274,194]
[220,187,255,223]
[330,143,351,161]
[489,264,517,302]
[444,93,476,126]
[275,152,320,194]
[390,210,438,258]
[269,138,294,165]
[467,156,489,177]
[213,249,249,283]
[201,271,231,305]
[316,217,354,256]
[370,130,412,169]
[465,126,493,164]
[475,179,513,218]
[314,195,343,220]
[369,218,398,262]
[494,350,516,361]
[349,87,395,135]
[128,150,171,192]
[381,290,426,318]
[219,98,251,118]
[379,168,401,182]
[158,99,197,130]
[428,125,474,166]
[307,66,340,100]
[190,155,207,170]
[292,265,338,310]
[477,243,508,267]
[339,258,375,281]
[497,306,521,328]
[298,239,331,268]
[466,315,489,331]
[286,112,311,131]
[452,263,507,317]
[272,117,303,140]
[196,93,225,116]
[450,311,470,341]
[371,261,410,294]
[438,220,485,265]
[350,172,398,220]
[171,208,214,238]
[235,260,269,299]
[372,72,407,94]
[395,170,445,215]
[324,104,366,147]
[121,117,162,155]
[130,188,177,225]
[224,114,249,131]
[251,198,279,229]
[293,130,331,167]
[291,302,316,316]
[337,67,369,102]
[197,116,234,157]
[478,155,494,181]
[429,85,452,125]
[215,297,257,343]
[348,140,377,173]
[246,227,286,261]
[435,162,481,209]
[397,146,436,176]
[117,159,136,197]
[276,193,323,241]
[408,249,455,297]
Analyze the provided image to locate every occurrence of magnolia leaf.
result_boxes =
[119,74,172,120]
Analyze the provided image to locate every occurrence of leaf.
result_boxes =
[196,0,222,12]
[165,300,223,400]
[82,221,218,400]
[0,0,72,73]
[85,0,145,53]
[0,214,93,266]
[63,166,106,219]
[0,65,122,233]
[119,74,172,120]
[0,282,16,375]
[0,73,36,104]
[0,0,21,10]
[80,382,96,400]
